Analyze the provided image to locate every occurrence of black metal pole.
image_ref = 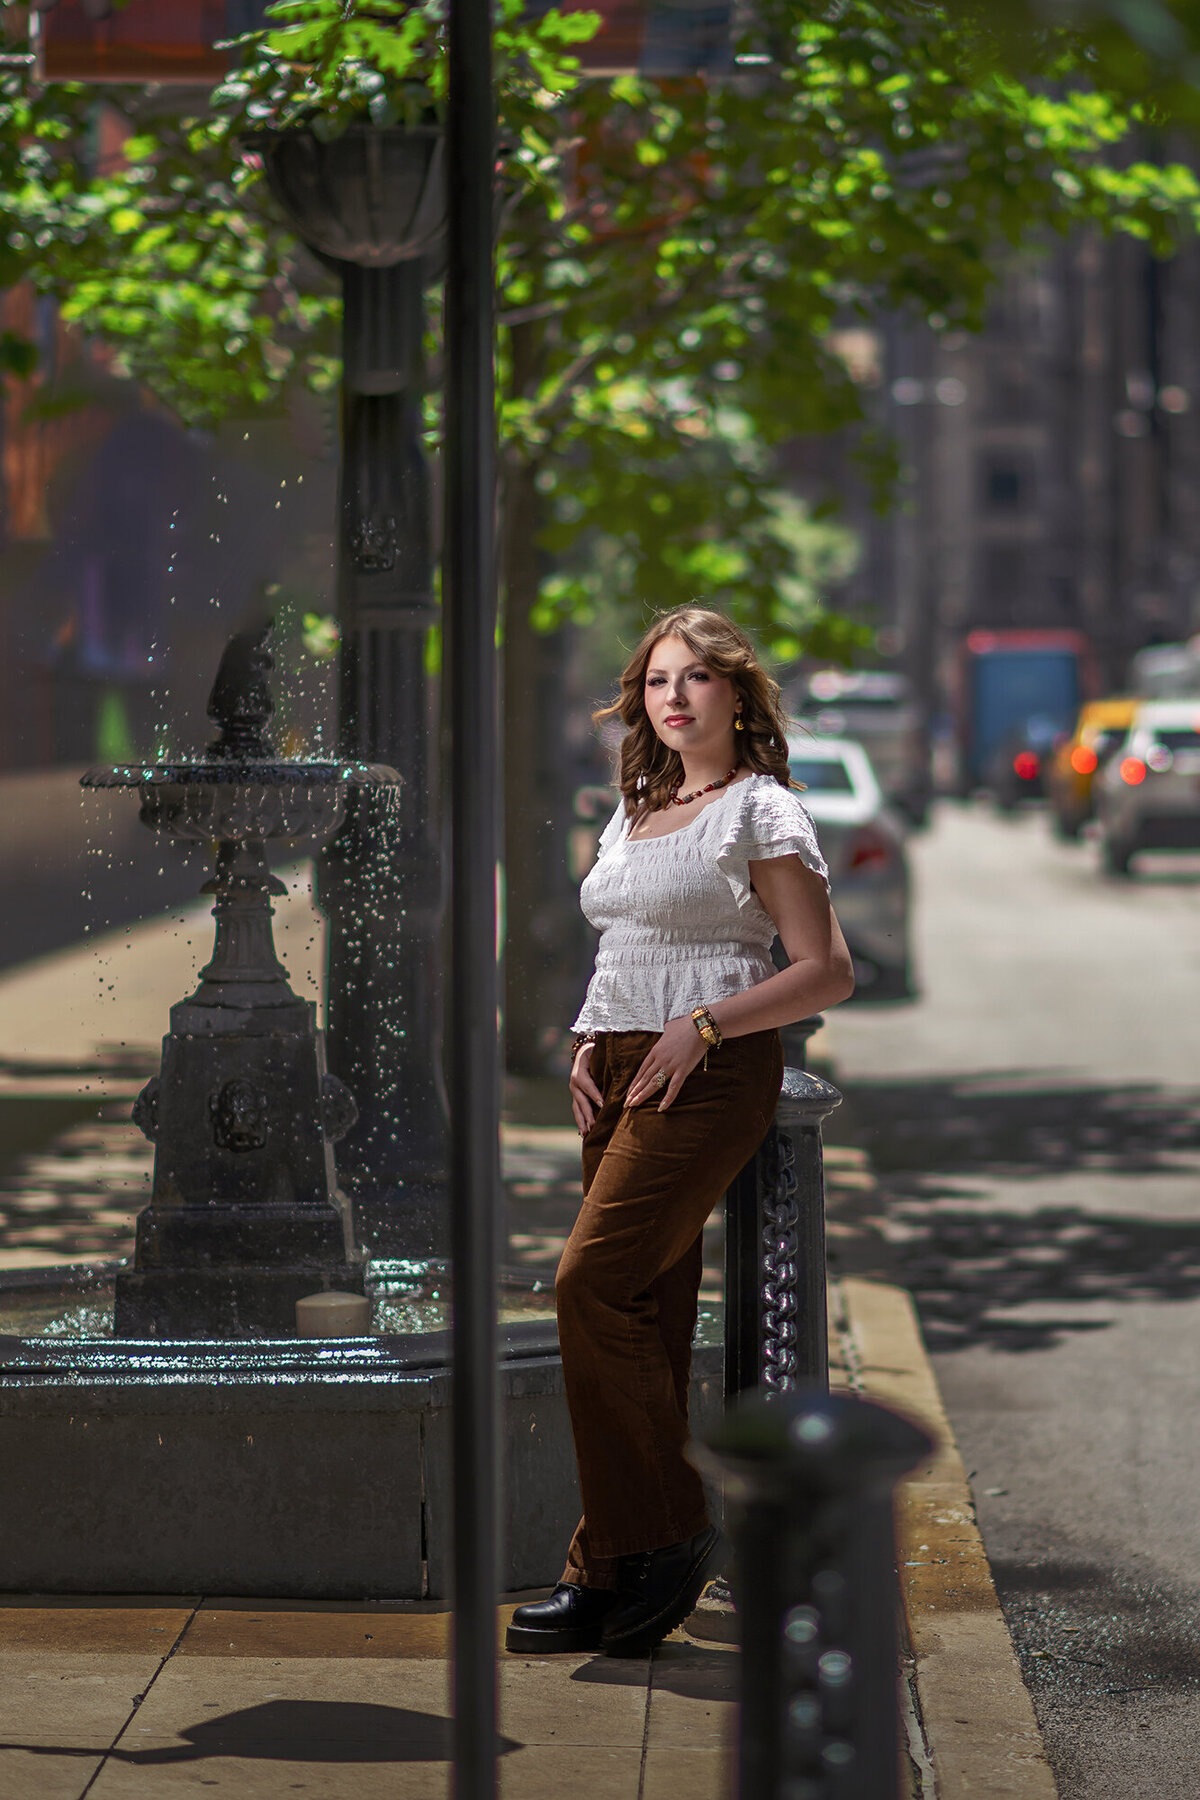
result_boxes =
[445,0,500,1794]
[694,1390,933,1800]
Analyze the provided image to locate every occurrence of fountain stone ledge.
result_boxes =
[0,1272,724,1599]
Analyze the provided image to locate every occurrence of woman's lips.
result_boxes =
[664,715,693,726]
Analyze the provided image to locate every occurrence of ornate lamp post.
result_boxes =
[256,125,449,1257]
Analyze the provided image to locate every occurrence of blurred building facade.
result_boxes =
[818,228,1200,722]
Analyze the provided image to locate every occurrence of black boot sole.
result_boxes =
[504,1620,605,1654]
[601,1528,727,1657]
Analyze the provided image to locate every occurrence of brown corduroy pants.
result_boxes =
[556,1026,784,1589]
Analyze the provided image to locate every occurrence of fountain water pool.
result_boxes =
[0,1260,729,1347]
[0,1259,557,1339]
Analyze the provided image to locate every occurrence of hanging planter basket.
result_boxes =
[253,124,446,268]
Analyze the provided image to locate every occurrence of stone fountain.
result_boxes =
[81,619,381,1338]
[0,623,730,1599]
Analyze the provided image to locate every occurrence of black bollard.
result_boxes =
[693,1388,933,1800]
[724,1062,842,1401]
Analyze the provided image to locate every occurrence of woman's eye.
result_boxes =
[689,671,710,682]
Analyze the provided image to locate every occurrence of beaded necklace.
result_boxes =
[669,764,739,808]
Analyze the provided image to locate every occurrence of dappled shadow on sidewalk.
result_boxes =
[852,1075,1200,1186]
[891,1207,1200,1353]
[842,1074,1200,1354]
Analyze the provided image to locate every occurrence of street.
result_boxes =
[829,801,1200,1799]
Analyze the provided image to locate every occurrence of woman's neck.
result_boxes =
[677,745,739,790]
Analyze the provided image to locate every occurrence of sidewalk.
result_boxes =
[0,879,1058,1798]
[0,1594,733,1799]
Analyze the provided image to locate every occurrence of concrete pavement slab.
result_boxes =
[91,1748,456,1800]
[0,1745,111,1800]
[498,1653,647,1747]
[0,1649,164,1747]
[0,1602,196,1799]
[497,1746,646,1797]
[641,1638,737,1748]
[90,1647,651,1799]
[641,1746,735,1799]
[92,1657,457,1800]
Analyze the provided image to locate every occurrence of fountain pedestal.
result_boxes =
[118,840,365,1339]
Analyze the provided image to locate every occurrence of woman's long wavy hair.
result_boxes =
[595,606,795,816]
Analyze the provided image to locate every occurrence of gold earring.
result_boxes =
[734,713,744,731]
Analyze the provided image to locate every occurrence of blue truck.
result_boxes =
[955,630,1095,794]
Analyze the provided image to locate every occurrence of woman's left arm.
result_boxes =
[709,854,855,1036]
[625,856,855,1110]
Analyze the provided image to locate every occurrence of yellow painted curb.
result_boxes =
[833,1277,1058,1800]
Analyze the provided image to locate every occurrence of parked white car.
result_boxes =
[1096,700,1200,874]
[789,667,930,824]
[787,734,913,999]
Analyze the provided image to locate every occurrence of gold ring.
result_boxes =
[653,1071,667,1089]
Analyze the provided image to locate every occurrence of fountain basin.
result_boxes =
[81,759,400,860]
[0,1261,724,1599]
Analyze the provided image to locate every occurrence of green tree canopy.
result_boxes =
[1,0,1198,650]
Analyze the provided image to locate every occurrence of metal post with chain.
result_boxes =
[723,1059,841,1402]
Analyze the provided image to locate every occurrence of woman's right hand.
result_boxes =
[569,1041,603,1136]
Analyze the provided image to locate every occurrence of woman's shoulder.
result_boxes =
[595,796,630,857]
[715,772,828,893]
[726,771,813,831]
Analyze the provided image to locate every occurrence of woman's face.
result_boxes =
[643,634,740,755]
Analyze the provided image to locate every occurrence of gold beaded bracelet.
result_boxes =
[690,1005,723,1050]
[570,1034,596,1060]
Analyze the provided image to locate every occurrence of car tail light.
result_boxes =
[848,826,892,871]
[1013,751,1040,780]
[1120,757,1147,785]
[1070,745,1098,775]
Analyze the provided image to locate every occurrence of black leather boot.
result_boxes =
[600,1526,727,1656]
[505,1582,619,1653]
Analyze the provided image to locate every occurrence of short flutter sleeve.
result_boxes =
[595,798,628,860]
[714,779,830,910]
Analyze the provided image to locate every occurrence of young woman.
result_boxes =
[506,606,854,1658]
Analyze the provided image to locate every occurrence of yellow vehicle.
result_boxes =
[1047,697,1138,838]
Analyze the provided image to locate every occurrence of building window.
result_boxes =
[980,456,1033,510]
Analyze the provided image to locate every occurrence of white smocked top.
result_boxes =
[571,771,829,1035]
